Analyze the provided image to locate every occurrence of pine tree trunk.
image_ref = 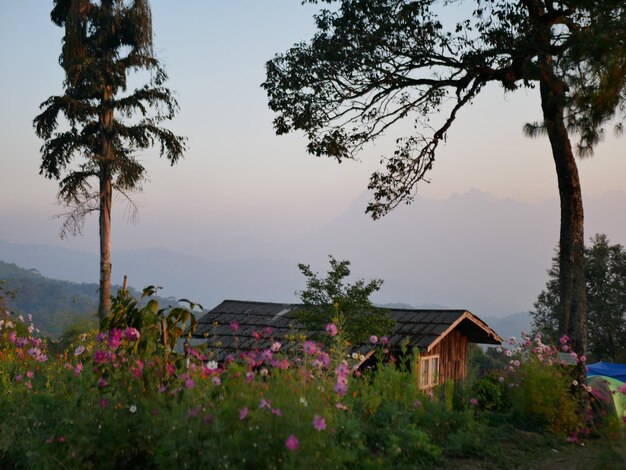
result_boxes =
[98,84,114,321]
[539,71,588,358]
[98,164,112,321]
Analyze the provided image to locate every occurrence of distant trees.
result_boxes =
[532,234,626,361]
[297,256,394,344]
[264,0,626,357]
[34,0,185,320]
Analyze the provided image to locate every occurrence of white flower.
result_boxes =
[74,345,86,356]
[129,405,137,413]
[206,360,218,370]
[270,341,282,352]
[299,397,308,407]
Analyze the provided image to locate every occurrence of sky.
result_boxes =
[0,1,624,314]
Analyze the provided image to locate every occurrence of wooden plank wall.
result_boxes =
[428,329,469,383]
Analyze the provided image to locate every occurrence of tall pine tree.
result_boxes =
[34,0,186,320]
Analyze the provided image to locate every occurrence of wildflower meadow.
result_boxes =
[1,292,625,469]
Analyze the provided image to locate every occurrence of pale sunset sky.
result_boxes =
[0,1,624,315]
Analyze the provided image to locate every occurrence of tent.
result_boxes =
[588,375,626,419]
[587,362,626,382]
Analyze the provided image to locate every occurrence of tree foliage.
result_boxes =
[297,256,394,344]
[34,0,185,318]
[265,0,625,217]
[264,0,626,356]
[532,234,626,361]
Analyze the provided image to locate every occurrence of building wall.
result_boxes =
[428,329,469,383]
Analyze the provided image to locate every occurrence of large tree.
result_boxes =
[34,0,186,320]
[532,234,626,361]
[263,0,626,357]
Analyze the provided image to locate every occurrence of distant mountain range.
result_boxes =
[0,257,532,341]
[1,190,624,320]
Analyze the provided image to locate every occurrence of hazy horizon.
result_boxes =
[1,3,625,319]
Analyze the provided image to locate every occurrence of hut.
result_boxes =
[193,300,502,388]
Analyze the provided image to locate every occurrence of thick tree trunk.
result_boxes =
[98,84,114,321]
[539,74,588,357]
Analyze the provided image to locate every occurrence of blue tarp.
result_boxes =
[587,361,626,382]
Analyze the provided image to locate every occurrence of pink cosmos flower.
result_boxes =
[470,398,478,406]
[559,334,570,345]
[380,336,389,345]
[303,341,317,356]
[125,327,141,341]
[26,370,34,379]
[262,327,273,336]
[97,377,107,388]
[74,363,83,376]
[334,380,348,397]
[370,335,378,345]
[74,345,85,356]
[270,341,282,352]
[108,329,123,349]
[325,323,338,337]
[212,376,221,386]
[93,350,108,364]
[261,349,274,362]
[313,415,326,431]
[580,355,587,363]
[285,435,299,452]
[229,321,240,332]
[240,406,248,421]
[259,398,272,410]
[185,377,196,389]
[335,362,350,377]
[271,408,283,416]
[252,331,262,340]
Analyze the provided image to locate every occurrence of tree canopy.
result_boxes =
[532,234,626,361]
[264,0,626,356]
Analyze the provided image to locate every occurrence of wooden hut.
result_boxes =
[193,300,502,388]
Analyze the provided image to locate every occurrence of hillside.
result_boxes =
[0,260,182,337]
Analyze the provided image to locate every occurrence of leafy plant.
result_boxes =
[297,255,394,344]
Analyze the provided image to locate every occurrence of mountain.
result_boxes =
[0,260,99,336]
[0,260,183,337]
[481,311,534,343]
[1,190,624,319]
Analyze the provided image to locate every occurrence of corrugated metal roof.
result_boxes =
[193,300,502,361]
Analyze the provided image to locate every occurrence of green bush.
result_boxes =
[471,374,509,412]
[510,360,581,434]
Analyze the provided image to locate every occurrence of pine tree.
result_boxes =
[34,0,186,320]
